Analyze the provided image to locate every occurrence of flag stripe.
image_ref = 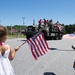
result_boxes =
[36,36,45,54]
[40,34,48,52]
[38,34,46,54]
[27,39,38,59]
[34,38,43,55]
[42,33,50,51]
[27,32,50,60]
[28,39,39,59]
[31,38,42,57]
[29,39,40,57]
[39,33,49,52]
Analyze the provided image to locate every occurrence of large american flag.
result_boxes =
[27,32,50,60]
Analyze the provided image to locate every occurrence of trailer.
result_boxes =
[24,21,65,40]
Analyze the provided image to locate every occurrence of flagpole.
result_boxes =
[19,41,27,48]
[18,32,42,48]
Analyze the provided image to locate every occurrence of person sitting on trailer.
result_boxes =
[43,18,47,26]
[38,19,42,30]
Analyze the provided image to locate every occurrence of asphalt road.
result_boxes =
[6,38,75,75]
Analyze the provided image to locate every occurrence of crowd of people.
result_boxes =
[38,18,63,32]
[38,18,53,26]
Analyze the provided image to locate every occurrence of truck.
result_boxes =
[23,20,65,40]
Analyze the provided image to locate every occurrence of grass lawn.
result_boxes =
[7,34,26,39]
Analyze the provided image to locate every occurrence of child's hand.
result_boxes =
[14,46,20,52]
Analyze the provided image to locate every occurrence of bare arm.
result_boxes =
[9,46,20,61]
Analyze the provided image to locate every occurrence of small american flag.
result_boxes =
[27,32,50,60]
[57,24,62,31]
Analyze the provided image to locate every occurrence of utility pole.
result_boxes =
[0,20,1,26]
[33,19,35,25]
[21,17,25,35]
[22,17,25,27]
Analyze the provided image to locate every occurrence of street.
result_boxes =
[6,38,75,75]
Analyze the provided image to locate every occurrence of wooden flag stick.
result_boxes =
[19,41,27,48]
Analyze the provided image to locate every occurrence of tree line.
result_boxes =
[6,24,75,35]
[65,24,75,34]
